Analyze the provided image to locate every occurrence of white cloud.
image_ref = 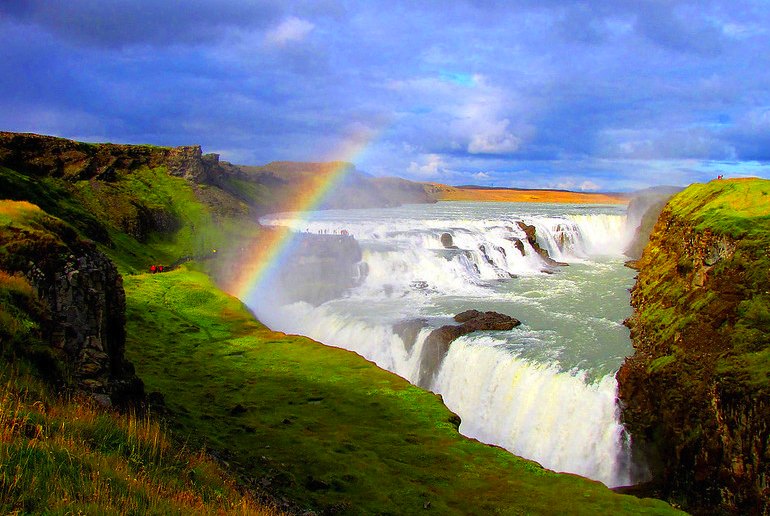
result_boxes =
[598,127,737,161]
[722,22,766,39]
[472,171,491,180]
[553,180,576,190]
[407,153,445,178]
[265,17,314,46]
[468,119,522,154]
[550,179,601,192]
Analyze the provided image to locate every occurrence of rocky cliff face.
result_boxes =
[0,202,144,406]
[616,179,770,514]
[264,233,366,306]
[0,131,220,183]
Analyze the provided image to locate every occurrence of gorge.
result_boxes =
[2,132,768,514]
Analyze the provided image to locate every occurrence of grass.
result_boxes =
[122,267,682,515]
[0,365,279,515]
[1,163,262,275]
[666,178,770,239]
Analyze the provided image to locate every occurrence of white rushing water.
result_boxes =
[251,201,640,487]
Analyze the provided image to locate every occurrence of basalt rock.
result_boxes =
[417,310,520,388]
[0,205,144,407]
[268,233,366,306]
[0,131,222,184]
[440,232,458,249]
[505,237,526,256]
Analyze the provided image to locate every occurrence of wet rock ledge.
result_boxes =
[395,310,521,389]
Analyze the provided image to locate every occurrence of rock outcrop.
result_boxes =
[0,202,144,406]
[624,186,682,261]
[616,179,770,514]
[440,232,457,249]
[0,131,221,183]
[417,310,521,388]
[515,221,566,268]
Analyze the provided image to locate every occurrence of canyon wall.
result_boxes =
[617,179,770,514]
[0,131,220,183]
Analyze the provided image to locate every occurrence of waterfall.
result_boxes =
[254,203,639,487]
[433,336,632,486]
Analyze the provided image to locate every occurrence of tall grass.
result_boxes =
[0,369,281,515]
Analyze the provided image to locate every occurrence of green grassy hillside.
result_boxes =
[123,267,680,515]
[631,178,770,382]
[0,366,276,515]
[0,204,277,514]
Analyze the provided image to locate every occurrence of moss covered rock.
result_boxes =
[617,178,770,514]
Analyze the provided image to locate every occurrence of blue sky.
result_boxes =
[1,1,769,191]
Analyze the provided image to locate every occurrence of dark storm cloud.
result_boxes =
[0,0,287,47]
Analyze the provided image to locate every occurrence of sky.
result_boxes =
[1,1,770,192]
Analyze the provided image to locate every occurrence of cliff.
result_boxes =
[0,201,143,406]
[0,131,221,183]
[0,131,684,514]
[616,178,770,514]
[0,133,435,225]
[232,161,435,213]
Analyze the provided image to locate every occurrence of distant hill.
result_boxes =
[426,183,629,204]
[231,160,435,212]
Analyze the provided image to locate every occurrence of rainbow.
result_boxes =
[228,130,378,307]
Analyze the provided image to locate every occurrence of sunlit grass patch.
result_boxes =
[0,368,280,515]
[122,266,682,515]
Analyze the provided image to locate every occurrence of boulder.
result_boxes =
[453,310,520,330]
[440,232,458,249]
[516,221,564,268]
[417,310,521,388]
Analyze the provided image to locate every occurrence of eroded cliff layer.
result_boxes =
[617,178,770,514]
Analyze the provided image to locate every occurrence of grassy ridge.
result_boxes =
[0,366,277,515]
[123,267,681,515]
[0,163,260,274]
